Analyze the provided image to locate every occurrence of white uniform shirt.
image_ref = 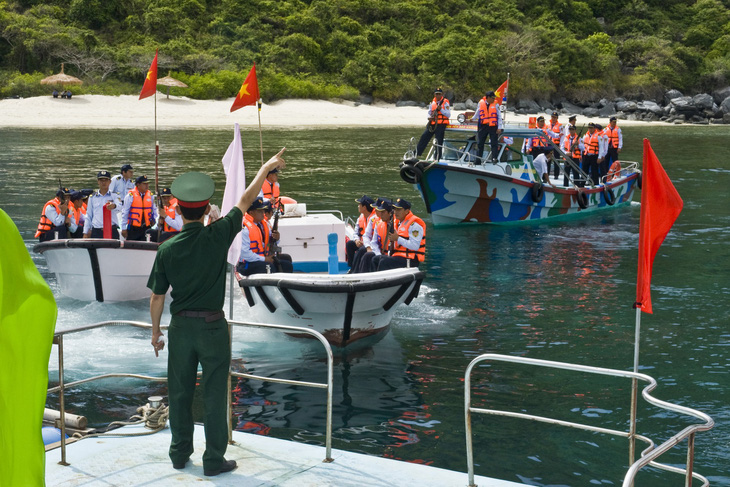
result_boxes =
[396,217,425,253]
[44,200,66,228]
[361,213,380,249]
[110,175,135,205]
[162,208,183,231]
[532,153,549,180]
[83,191,120,234]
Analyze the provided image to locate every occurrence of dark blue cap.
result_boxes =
[135,175,149,184]
[56,187,71,198]
[393,198,411,210]
[609,116,617,121]
[248,197,266,212]
[267,168,279,175]
[376,198,393,212]
[262,198,274,210]
[355,195,374,205]
[121,164,133,172]
[97,170,111,179]
[80,188,94,197]
[69,190,83,201]
[485,91,495,97]
[434,87,443,94]
[160,187,172,196]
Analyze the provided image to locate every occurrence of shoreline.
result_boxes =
[0,94,679,130]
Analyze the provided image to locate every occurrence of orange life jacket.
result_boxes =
[356,213,368,238]
[477,98,499,126]
[262,180,280,200]
[163,200,179,233]
[563,133,581,159]
[531,126,549,148]
[35,197,63,238]
[242,213,270,260]
[607,161,622,181]
[582,132,599,155]
[69,205,80,227]
[81,201,87,216]
[375,219,390,253]
[391,212,426,262]
[548,120,562,145]
[430,98,450,124]
[127,188,154,228]
[604,125,620,149]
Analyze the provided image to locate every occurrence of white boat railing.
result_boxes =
[464,354,714,487]
[48,319,334,466]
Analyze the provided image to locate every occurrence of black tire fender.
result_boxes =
[604,186,616,206]
[531,182,544,203]
[577,191,589,209]
[400,164,423,184]
[637,171,642,189]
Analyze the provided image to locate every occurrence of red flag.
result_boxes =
[230,64,260,112]
[494,79,509,107]
[139,50,158,100]
[635,139,683,314]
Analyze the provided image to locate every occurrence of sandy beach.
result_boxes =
[0,94,663,129]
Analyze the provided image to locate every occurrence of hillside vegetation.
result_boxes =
[2,0,730,102]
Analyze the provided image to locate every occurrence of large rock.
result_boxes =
[637,100,663,115]
[396,100,424,108]
[692,93,714,110]
[671,96,700,116]
[664,89,683,104]
[558,101,583,114]
[712,86,730,105]
[721,96,730,114]
[358,95,374,105]
[598,103,616,117]
[451,102,466,111]
[516,98,542,113]
[464,98,478,110]
[582,107,599,117]
[615,100,637,112]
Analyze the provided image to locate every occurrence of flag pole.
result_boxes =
[155,90,162,242]
[502,72,510,124]
[258,99,264,166]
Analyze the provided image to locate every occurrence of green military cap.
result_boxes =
[171,171,215,208]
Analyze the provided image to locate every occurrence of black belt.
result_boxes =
[175,310,225,322]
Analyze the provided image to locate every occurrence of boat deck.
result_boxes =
[45,423,522,486]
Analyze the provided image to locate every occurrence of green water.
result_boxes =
[2,125,728,486]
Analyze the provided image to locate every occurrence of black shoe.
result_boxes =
[172,458,189,470]
[204,459,237,476]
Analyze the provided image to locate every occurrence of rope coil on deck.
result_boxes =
[72,402,169,439]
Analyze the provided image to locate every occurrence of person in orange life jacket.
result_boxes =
[416,88,451,160]
[594,123,609,182]
[354,198,394,273]
[562,124,584,186]
[602,116,622,179]
[377,198,426,271]
[581,123,602,186]
[236,197,293,276]
[561,115,577,139]
[349,197,385,273]
[259,168,280,210]
[148,187,183,243]
[66,190,86,238]
[121,175,158,241]
[525,116,551,160]
[546,111,564,178]
[471,91,503,164]
[35,187,71,242]
[84,171,121,239]
[346,195,375,267]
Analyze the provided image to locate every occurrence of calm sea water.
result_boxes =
[1,124,728,486]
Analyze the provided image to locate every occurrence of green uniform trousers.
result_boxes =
[167,315,230,471]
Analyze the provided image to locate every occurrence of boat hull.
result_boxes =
[238,267,425,347]
[411,162,639,225]
[34,239,158,302]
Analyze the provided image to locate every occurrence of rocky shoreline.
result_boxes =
[394,87,730,125]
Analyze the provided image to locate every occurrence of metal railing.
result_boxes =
[49,319,334,465]
[464,354,714,487]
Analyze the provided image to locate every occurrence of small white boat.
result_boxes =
[33,239,158,302]
[237,267,425,348]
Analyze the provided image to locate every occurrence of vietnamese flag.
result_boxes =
[139,49,158,100]
[635,139,683,314]
[230,64,260,112]
[494,78,509,108]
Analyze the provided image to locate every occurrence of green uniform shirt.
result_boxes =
[147,207,243,315]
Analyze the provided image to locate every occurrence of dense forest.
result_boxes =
[2,0,730,103]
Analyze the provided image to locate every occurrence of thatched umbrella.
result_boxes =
[40,63,83,90]
[157,72,188,98]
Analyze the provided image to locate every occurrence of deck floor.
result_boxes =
[45,424,523,486]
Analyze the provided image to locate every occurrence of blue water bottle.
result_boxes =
[327,233,339,274]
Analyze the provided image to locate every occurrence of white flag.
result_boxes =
[221,123,246,265]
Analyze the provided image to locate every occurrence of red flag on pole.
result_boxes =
[230,64,260,112]
[494,78,509,108]
[635,139,683,314]
[139,50,158,100]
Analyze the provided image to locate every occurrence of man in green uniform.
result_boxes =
[147,148,286,476]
